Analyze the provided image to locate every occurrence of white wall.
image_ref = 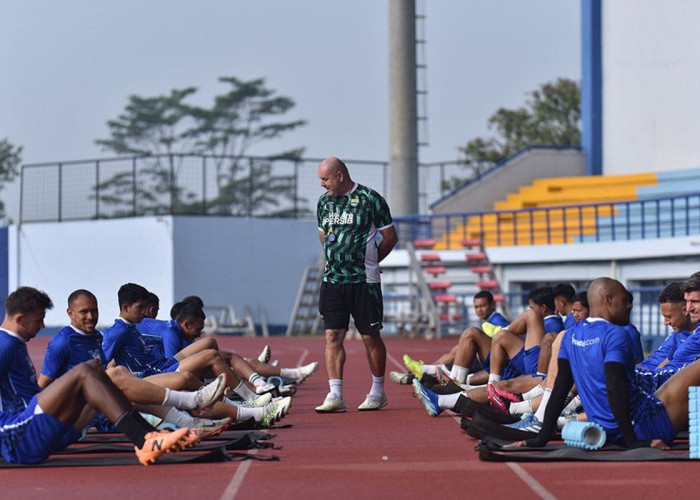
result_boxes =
[9,217,174,327]
[171,217,321,329]
[602,0,700,174]
[9,216,322,329]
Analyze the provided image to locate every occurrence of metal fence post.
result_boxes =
[58,163,63,222]
[95,160,100,218]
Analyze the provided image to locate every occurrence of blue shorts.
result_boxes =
[510,346,540,376]
[481,353,522,380]
[144,357,179,375]
[0,396,82,464]
[605,394,676,445]
[634,369,674,393]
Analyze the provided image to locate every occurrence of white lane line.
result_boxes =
[219,451,259,500]
[386,351,404,370]
[506,462,557,500]
[296,347,310,366]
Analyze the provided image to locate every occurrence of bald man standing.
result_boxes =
[314,157,398,413]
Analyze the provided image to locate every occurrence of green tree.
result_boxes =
[94,77,307,217]
[0,138,22,222]
[445,78,580,190]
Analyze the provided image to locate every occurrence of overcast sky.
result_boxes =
[0,0,580,219]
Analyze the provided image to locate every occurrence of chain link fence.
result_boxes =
[20,155,472,223]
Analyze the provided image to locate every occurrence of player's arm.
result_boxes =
[37,374,55,388]
[39,337,67,388]
[318,228,325,246]
[102,327,126,363]
[525,358,574,447]
[377,225,398,262]
[605,361,649,448]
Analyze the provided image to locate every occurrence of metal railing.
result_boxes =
[19,154,473,223]
[394,193,700,248]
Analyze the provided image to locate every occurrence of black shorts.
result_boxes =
[319,281,383,334]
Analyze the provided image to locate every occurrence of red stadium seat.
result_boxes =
[413,238,436,249]
[420,253,441,262]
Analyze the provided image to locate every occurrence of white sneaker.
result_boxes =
[257,345,271,363]
[278,384,297,396]
[357,393,388,411]
[255,380,276,394]
[190,417,232,438]
[315,394,346,413]
[239,393,273,408]
[259,397,291,428]
[194,373,227,409]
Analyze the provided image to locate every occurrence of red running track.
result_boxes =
[9,335,698,499]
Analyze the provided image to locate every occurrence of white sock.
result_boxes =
[450,365,468,383]
[233,381,257,401]
[488,374,501,384]
[249,373,266,388]
[370,375,385,397]
[521,384,545,401]
[163,407,196,427]
[534,389,552,422]
[509,399,533,415]
[280,368,299,379]
[437,392,461,410]
[422,363,437,375]
[563,393,580,414]
[329,378,343,399]
[235,405,266,422]
[162,388,198,410]
[439,364,451,376]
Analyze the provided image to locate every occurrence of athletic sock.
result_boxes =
[534,389,552,422]
[114,408,156,448]
[521,384,545,401]
[488,374,501,384]
[369,375,385,397]
[233,381,257,401]
[236,405,265,422]
[248,373,269,389]
[437,392,461,410]
[422,364,437,375]
[280,367,299,379]
[451,393,471,414]
[329,378,343,400]
[162,388,198,410]
[562,393,580,415]
[163,407,196,427]
[509,399,533,415]
[450,365,468,383]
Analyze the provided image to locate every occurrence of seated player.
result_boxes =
[553,283,577,330]
[0,286,195,465]
[519,277,700,449]
[40,289,285,430]
[399,290,509,384]
[139,301,318,387]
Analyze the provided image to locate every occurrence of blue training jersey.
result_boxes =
[624,324,644,364]
[137,318,189,359]
[41,326,107,380]
[485,311,509,328]
[661,327,700,372]
[638,329,692,371]
[544,314,565,334]
[0,330,40,417]
[102,318,165,374]
[559,318,648,434]
[563,312,576,330]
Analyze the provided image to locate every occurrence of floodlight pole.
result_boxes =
[388,0,419,217]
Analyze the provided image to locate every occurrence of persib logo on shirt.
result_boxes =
[323,213,355,225]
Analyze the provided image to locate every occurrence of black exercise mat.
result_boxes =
[56,436,274,455]
[80,429,271,444]
[478,437,691,462]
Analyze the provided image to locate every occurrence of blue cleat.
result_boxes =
[505,413,543,433]
[412,379,443,416]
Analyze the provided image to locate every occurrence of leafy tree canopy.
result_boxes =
[446,78,580,190]
[0,138,22,222]
[94,77,307,217]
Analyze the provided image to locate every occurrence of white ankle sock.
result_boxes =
[422,364,437,375]
[280,367,298,379]
[164,407,196,427]
[450,365,468,383]
[522,384,545,401]
[488,374,501,384]
[437,392,461,410]
[329,378,343,399]
[162,388,197,410]
[234,381,257,401]
[370,375,385,397]
[509,399,533,415]
[534,389,552,422]
[236,405,266,422]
